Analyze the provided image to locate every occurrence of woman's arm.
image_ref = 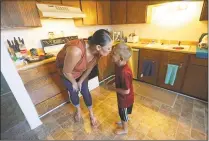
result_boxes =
[78,58,97,84]
[63,47,82,88]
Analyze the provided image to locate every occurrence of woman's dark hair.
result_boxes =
[88,29,112,47]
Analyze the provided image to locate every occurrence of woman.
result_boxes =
[56,29,113,126]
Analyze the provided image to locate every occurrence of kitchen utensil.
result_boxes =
[7,40,12,47]
[30,48,38,56]
[21,38,25,45]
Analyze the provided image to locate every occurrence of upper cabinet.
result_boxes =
[36,0,62,4]
[61,0,80,8]
[110,0,127,24]
[200,0,208,21]
[97,0,111,25]
[127,1,149,24]
[74,0,97,26]
[1,0,42,29]
[81,0,97,25]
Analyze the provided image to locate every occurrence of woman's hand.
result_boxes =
[107,84,116,91]
[77,80,83,91]
[72,82,79,92]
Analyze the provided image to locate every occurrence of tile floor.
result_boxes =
[1,80,208,140]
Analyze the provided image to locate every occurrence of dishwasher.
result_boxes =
[129,48,140,79]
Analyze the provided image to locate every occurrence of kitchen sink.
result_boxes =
[145,43,190,51]
[164,44,190,51]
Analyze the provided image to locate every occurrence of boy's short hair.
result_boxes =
[114,43,132,61]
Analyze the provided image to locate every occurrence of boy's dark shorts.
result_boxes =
[118,104,133,122]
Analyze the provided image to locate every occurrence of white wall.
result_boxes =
[111,1,208,41]
[1,19,112,50]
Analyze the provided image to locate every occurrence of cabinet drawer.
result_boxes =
[162,52,189,63]
[190,55,208,66]
[140,49,162,60]
[19,62,57,84]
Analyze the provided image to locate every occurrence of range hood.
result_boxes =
[36,3,86,19]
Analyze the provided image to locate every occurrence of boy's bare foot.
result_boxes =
[114,128,128,135]
[115,121,122,127]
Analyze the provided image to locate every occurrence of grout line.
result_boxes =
[99,75,115,84]
[172,94,178,108]
[39,102,68,119]
[0,91,12,96]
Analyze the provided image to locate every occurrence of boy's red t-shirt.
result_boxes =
[115,64,134,108]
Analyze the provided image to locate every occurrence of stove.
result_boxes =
[41,36,78,56]
[40,36,99,91]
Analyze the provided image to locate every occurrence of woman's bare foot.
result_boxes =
[114,128,128,135]
[74,111,81,122]
[90,115,98,127]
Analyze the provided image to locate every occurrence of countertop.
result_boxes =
[16,42,198,71]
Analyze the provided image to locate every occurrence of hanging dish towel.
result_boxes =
[196,47,208,59]
[142,60,155,76]
[164,64,179,86]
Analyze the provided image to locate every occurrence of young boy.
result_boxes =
[109,43,134,135]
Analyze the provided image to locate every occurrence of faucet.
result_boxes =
[178,41,181,46]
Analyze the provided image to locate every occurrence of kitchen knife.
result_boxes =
[21,38,25,45]
[14,37,20,51]
[18,37,22,44]
[7,40,12,47]
[11,41,17,52]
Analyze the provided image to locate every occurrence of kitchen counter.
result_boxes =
[16,57,56,71]
[16,42,197,71]
[114,42,197,54]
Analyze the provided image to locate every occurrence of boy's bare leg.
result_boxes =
[115,121,128,135]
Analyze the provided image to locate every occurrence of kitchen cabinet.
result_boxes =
[157,52,189,92]
[97,0,111,25]
[110,0,127,24]
[138,49,162,85]
[181,55,208,101]
[61,0,80,7]
[127,1,149,24]
[200,0,208,21]
[36,0,62,4]
[148,0,168,5]
[1,1,42,29]
[74,0,97,26]
[98,53,115,81]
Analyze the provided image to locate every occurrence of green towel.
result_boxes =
[165,64,179,86]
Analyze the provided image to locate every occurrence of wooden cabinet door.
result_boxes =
[157,61,187,92]
[157,52,188,92]
[98,53,115,81]
[61,0,80,7]
[200,0,208,21]
[127,1,148,24]
[18,1,42,27]
[1,1,41,29]
[97,0,111,25]
[1,1,23,28]
[81,0,97,25]
[181,65,208,101]
[110,0,127,24]
[138,49,162,85]
[36,0,62,4]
